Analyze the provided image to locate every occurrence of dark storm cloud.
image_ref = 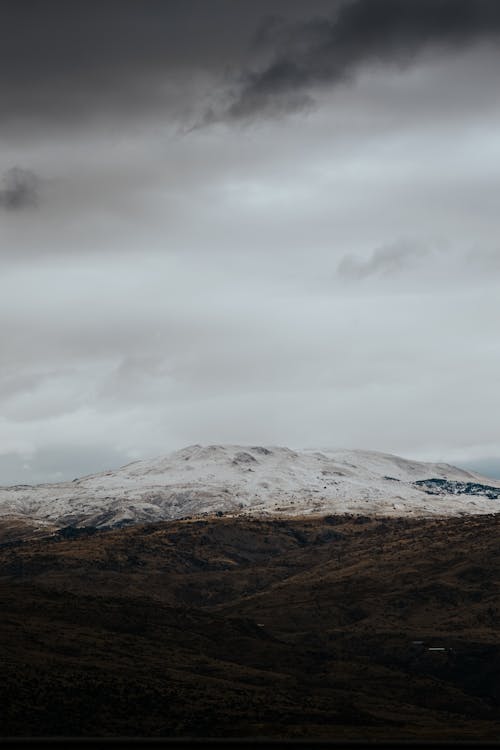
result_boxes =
[0,0,331,131]
[3,0,500,131]
[0,168,39,210]
[228,0,500,119]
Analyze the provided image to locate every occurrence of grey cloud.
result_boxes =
[227,0,500,119]
[3,0,500,132]
[0,0,331,134]
[0,168,39,210]
[0,370,56,400]
[465,247,500,271]
[337,241,429,280]
[1,2,500,484]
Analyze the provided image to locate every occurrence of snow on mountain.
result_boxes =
[1,444,499,530]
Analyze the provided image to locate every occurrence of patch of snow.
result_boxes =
[0,444,499,529]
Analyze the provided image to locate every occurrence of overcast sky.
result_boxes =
[1,0,500,484]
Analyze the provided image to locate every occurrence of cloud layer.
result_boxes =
[0,168,39,210]
[4,0,500,130]
[226,0,500,119]
[1,2,500,482]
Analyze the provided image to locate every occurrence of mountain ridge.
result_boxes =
[1,444,499,532]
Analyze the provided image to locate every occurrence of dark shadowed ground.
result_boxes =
[1,513,499,740]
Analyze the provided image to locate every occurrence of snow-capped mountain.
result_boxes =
[1,444,499,530]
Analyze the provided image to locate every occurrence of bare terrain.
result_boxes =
[1,513,499,739]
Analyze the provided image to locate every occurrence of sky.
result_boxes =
[1,0,500,484]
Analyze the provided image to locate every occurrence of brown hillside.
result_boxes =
[1,513,499,739]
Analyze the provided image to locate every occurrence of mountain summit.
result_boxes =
[1,445,499,531]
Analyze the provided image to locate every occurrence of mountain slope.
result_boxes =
[1,513,500,738]
[1,444,499,531]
